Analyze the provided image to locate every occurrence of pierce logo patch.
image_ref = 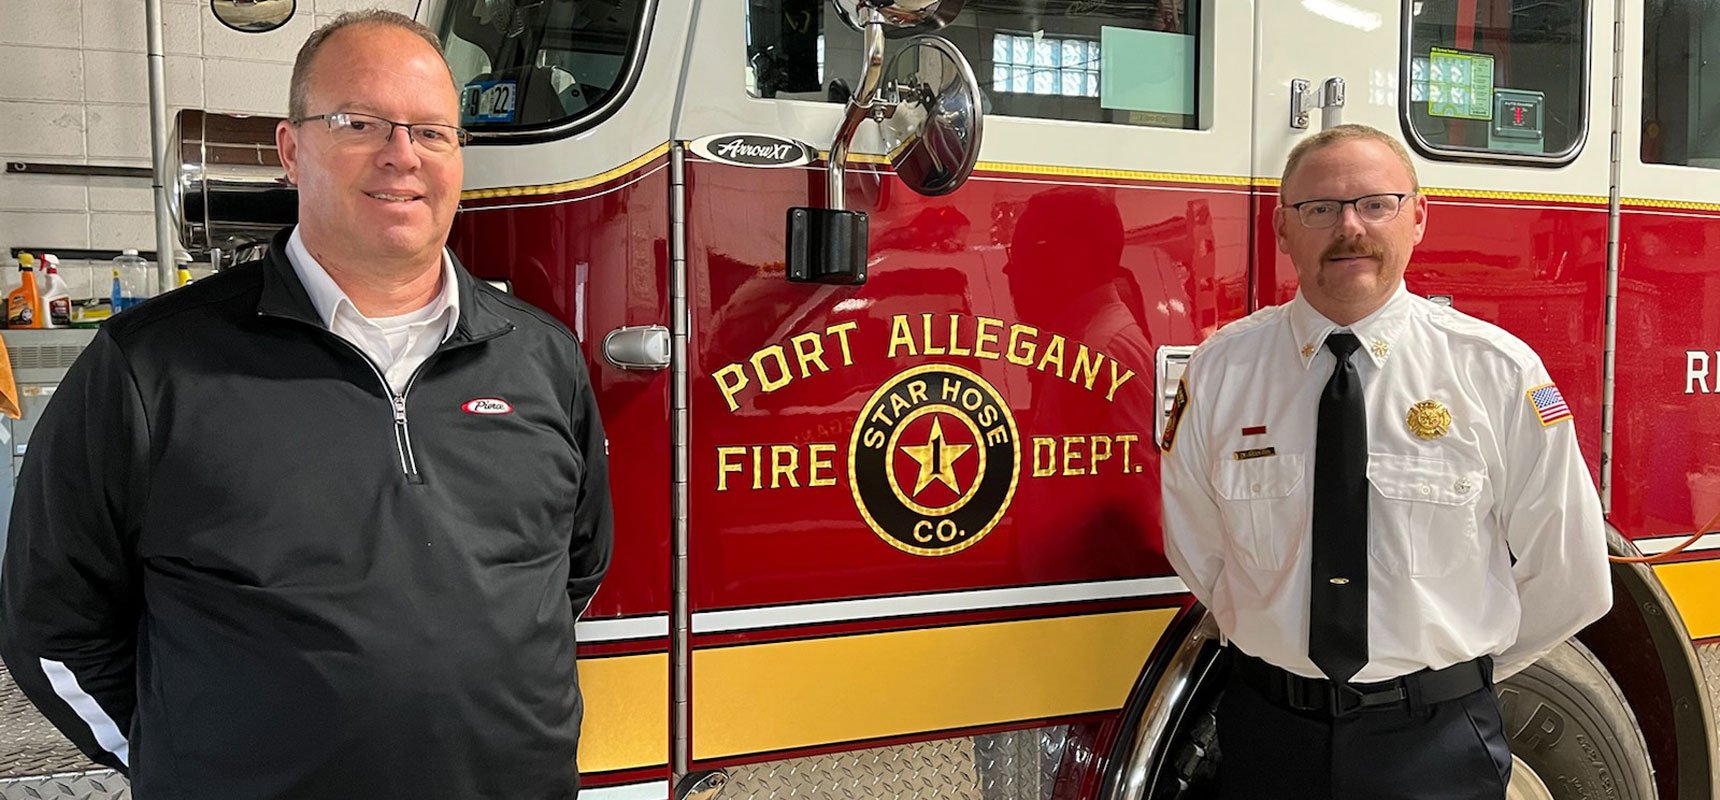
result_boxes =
[849,365,1020,557]
[461,398,513,415]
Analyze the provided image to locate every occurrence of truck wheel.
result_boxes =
[1499,640,1655,800]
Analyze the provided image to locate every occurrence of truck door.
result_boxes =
[429,1,682,796]
[672,1,1253,793]
[1250,0,1611,462]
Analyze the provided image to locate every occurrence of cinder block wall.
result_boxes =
[0,0,417,298]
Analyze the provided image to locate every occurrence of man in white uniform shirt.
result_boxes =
[1160,124,1610,799]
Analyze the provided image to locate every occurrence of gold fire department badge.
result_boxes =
[1406,400,1452,440]
[849,364,1020,556]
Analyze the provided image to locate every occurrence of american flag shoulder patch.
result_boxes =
[1526,382,1572,427]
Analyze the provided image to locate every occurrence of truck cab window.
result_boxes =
[746,0,1201,130]
[1402,0,1587,162]
[436,0,650,132]
[1642,0,1720,168]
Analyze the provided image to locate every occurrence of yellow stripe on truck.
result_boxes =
[1655,560,1720,640]
[576,652,669,772]
[691,608,1178,760]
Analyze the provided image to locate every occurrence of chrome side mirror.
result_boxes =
[833,0,960,37]
[880,36,982,197]
[786,0,980,285]
[209,0,297,33]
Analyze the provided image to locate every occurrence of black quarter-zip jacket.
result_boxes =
[0,230,613,799]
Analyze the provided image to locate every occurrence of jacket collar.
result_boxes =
[1287,282,1413,371]
[257,227,513,343]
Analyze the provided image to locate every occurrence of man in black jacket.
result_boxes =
[0,11,613,799]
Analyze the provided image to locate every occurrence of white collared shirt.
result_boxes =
[1160,285,1610,682]
[285,227,460,395]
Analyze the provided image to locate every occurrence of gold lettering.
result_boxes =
[1007,324,1039,366]
[960,387,983,412]
[986,425,1011,446]
[920,313,947,356]
[1090,435,1113,472]
[1062,435,1086,476]
[907,380,929,406]
[1071,346,1105,391]
[1032,437,1057,476]
[717,446,747,491]
[946,315,972,357]
[889,393,912,417]
[809,444,838,486]
[914,519,934,543]
[978,404,997,426]
[889,315,918,358]
[941,377,962,402]
[827,320,858,366]
[750,446,764,490]
[771,445,800,489]
[864,428,887,449]
[790,332,828,378]
[1118,434,1140,473]
[1105,361,1137,403]
[1037,336,1066,378]
[751,346,792,392]
[714,363,749,413]
[973,316,1002,360]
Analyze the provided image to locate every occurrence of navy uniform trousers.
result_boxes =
[1215,663,1513,800]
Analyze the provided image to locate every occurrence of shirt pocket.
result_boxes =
[1366,454,1488,578]
[1211,453,1308,572]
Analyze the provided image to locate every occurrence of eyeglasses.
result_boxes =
[291,112,471,154]
[1283,192,1414,229]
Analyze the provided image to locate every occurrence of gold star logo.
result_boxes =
[1301,343,1315,358]
[901,417,972,496]
[1371,339,1390,358]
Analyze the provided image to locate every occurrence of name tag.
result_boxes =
[1233,447,1276,461]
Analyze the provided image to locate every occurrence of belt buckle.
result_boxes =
[1329,683,1368,717]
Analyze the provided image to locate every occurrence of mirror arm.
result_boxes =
[827,5,888,213]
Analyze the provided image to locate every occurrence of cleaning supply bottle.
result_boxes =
[176,253,193,289]
[7,253,43,329]
[40,254,71,328]
[112,249,148,313]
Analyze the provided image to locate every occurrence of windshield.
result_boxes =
[436,0,651,132]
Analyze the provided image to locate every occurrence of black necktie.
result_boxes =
[1310,332,1369,684]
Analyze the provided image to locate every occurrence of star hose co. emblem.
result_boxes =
[849,365,1020,556]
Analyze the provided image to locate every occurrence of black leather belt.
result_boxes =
[1231,652,1493,717]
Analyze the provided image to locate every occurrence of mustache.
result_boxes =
[1322,241,1384,261]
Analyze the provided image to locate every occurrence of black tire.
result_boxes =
[1498,640,1656,799]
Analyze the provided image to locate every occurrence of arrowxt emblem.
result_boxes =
[849,365,1020,556]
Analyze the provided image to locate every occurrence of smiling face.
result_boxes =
[1274,138,1427,325]
[276,22,462,271]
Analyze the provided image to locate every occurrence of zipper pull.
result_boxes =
[393,395,407,422]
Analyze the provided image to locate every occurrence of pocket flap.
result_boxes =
[1213,453,1306,500]
[1367,454,1486,506]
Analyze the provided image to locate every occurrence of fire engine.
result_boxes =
[6,0,1720,798]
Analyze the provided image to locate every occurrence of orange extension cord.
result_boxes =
[1609,508,1720,564]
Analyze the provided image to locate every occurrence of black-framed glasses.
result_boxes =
[291,112,471,154]
[1284,192,1415,229]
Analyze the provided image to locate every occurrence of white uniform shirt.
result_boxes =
[1161,285,1610,682]
[286,226,460,395]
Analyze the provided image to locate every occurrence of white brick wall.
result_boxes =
[0,0,415,297]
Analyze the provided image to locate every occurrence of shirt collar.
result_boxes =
[1288,282,1414,370]
[285,226,461,338]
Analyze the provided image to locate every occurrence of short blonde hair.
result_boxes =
[1280,124,1420,198]
[289,11,452,120]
